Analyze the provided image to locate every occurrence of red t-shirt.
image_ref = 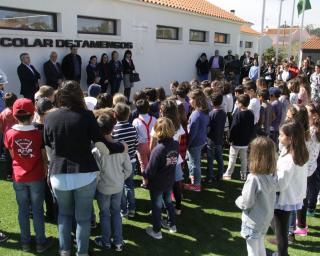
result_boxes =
[4,124,45,182]
[0,108,17,135]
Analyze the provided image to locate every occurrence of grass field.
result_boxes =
[0,159,320,256]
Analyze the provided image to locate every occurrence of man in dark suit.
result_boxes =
[224,50,235,73]
[61,45,82,82]
[43,51,63,89]
[240,51,253,83]
[17,53,41,100]
[209,50,224,81]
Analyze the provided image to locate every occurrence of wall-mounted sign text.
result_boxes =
[0,38,133,49]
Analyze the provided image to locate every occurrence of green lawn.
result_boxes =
[0,160,320,256]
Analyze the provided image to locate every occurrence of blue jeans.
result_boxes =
[53,180,97,255]
[149,190,175,233]
[206,142,224,179]
[13,181,46,245]
[187,145,204,185]
[198,73,209,81]
[97,191,123,245]
[121,162,136,213]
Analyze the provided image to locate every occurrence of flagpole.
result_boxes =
[258,0,266,77]
[288,0,296,58]
[299,0,306,66]
[275,0,284,64]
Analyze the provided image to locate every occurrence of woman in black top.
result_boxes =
[122,50,136,103]
[86,55,99,87]
[196,53,209,81]
[97,53,110,93]
[44,81,124,256]
[109,51,123,96]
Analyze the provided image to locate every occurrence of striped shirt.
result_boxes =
[112,121,138,162]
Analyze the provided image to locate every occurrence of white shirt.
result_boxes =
[276,149,308,206]
[307,127,320,176]
[132,114,157,144]
[222,93,234,129]
[248,97,261,125]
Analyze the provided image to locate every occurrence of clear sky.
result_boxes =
[209,0,319,31]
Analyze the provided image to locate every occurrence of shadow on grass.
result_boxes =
[0,232,58,255]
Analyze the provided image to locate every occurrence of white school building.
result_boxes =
[0,0,271,96]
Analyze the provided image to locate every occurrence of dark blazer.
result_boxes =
[61,53,82,81]
[196,59,209,75]
[17,63,41,98]
[109,60,123,81]
[97,62,110,84]
[122,59,135,75]
[86,64,98,86]
[208,56,224,70]
[44,108,124,175]
[43,60,63,89]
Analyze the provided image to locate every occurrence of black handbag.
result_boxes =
[130,73,140,83]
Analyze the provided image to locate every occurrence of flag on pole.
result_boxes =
[297,0,311,15]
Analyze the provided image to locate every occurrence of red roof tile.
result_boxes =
[141,0,245,23]
[302,38,320,50]
[240,25,261,35]
[265,27,301,35]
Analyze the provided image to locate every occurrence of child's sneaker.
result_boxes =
[146,226,162,239]
[22,243,31,252]
[240,172,247,181]
[293,227,308,236]
[59,251,71,256]
[94,236,111,249]
[175,208,182,216]
[114,243,123,252]
[183,184,201,192]
[288,233,296,244]
[121,211,128,218]
[307,209,315,217]
[36,237,54,253]
[91,220,97,229]
[0,232,9,243]
[222,174,231,180]
[128,210,135,218]
[161,220,177,233]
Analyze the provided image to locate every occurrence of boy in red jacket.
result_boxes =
[4,98,53,253]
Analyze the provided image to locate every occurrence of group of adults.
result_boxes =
[17,45,137,101]
[195,49,317,87]
[196,49,256,85]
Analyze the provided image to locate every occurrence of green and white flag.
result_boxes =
[297,0,312,15]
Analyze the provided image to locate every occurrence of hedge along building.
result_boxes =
[0,0,258,97]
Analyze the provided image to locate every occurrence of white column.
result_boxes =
[288,0,296,58]
[299,0,306,66]
[275,0,284,63]
[258,0,267,77]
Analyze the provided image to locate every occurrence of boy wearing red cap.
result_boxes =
[4,98,53,253]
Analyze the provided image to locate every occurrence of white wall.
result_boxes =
[239,33,259,54]
[0,0,243,97]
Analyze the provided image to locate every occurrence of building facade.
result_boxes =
[0,0,259,96]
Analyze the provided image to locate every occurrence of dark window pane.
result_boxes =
[156,25,179,40]
[77,16,116,35]
[190,30,206,42]
[0,7,56,31]
[245,41,253,48]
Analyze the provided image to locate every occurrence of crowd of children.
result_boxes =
[0,61,320,256]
